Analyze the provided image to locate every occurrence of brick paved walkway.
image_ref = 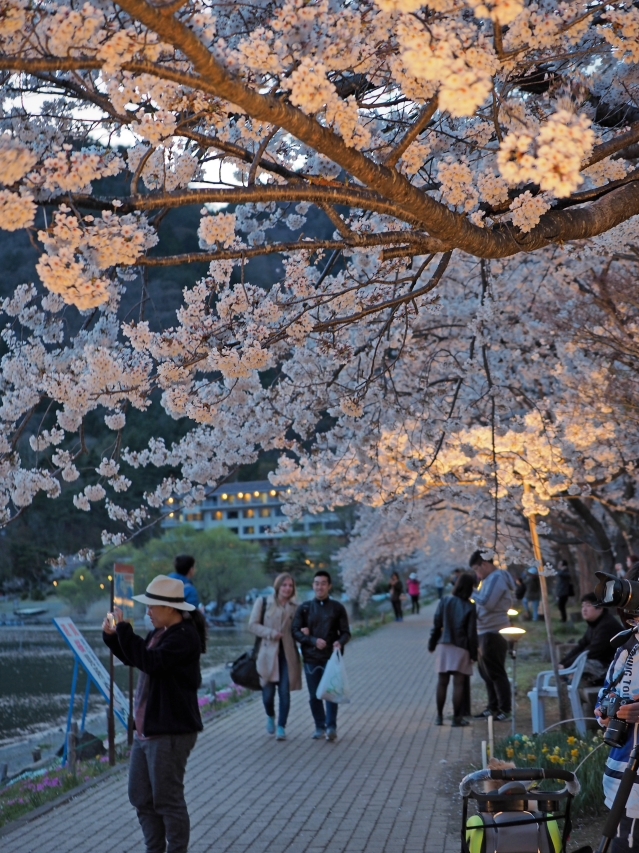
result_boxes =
[3,606,481,853]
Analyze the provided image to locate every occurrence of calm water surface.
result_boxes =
[0,623,251,745]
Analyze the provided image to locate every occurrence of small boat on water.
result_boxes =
[13,607,48,619]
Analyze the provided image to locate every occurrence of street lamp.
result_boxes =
[499,626,526,736]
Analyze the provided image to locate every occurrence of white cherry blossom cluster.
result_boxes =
[0,136,38,185]
[498,110,594,197]
[399,17,499,117]
[508,191,553,233]
[198,211,237,249]
[0,189,37,231]
[467,0,524,25]
[437,158,479,212]
[31,146,124,196]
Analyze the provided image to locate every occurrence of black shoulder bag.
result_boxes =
[229,597,267,691]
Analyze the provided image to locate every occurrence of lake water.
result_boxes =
[0,623,252,746]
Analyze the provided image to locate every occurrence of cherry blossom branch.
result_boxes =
[384,97,438,169]
[137,232,446,267]
[312,251,452,332]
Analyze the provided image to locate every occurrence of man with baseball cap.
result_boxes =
[103,575,207,853]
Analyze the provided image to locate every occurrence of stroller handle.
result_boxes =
[459,768,580,797]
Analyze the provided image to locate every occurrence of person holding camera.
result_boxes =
[102,575,207,853]
[595,626,639,850]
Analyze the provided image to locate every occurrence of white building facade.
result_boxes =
[162,480,342,547]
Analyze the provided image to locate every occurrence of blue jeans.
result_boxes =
[304,661,338,730]
[128,731,198,853]
[262,645,290,727]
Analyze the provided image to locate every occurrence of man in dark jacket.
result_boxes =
[560,592,621,684]
[292,570,351,741]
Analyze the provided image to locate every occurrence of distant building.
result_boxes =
[162,480,342,547]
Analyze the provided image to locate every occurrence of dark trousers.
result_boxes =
[611,815,639,851]
[262,645,290,727]
[557,595,568,622]
[477,632,511,714]
[410,594,420,614]
[304,661,338,730]
[129,732,198,853]
[391,599,403,620]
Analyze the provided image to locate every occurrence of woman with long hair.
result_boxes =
[428,572,478,727]
[248,572,302,740]
[102,574,206,853]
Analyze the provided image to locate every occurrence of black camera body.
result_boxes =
[600,692,633,748]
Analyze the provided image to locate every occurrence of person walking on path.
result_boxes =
[435,572,445,599]
[169,554,201,610]
[248,572,302,741]
[292,570,351,742]
[407,573,421,614]
[102,575,206,853]
[428,572,478,727]
[523,566,541,621]
[469,550,515,722]
[389,571,404,621]
[554,560,573,623]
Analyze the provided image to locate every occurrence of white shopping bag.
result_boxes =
[316,649,351,704]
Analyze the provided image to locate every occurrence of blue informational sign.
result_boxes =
[54,617,128,760]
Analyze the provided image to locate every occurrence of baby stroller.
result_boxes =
[459,767,580,853]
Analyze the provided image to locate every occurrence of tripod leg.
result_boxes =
[596,748,639,853]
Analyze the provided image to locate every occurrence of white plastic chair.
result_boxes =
[527,650,589,737]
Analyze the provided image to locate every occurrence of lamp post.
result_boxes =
[499,626,526,737]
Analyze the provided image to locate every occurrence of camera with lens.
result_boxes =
[595,571,639,614]
[600,691,633,748]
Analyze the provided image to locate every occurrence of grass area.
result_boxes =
[506,610,585,694]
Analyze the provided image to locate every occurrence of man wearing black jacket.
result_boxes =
[560,592,621,684]
[292,570,351,741]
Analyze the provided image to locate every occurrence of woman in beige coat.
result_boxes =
[248,572,302,740]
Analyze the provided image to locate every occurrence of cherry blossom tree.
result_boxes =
[2,0,639,557]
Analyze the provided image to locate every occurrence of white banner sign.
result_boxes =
[54,616,129,727]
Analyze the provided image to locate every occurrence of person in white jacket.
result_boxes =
[469,550,515,721]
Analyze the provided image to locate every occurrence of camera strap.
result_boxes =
[609,639,639,693]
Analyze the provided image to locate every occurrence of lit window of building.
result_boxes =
[259,508,271,518]
[214,511,223,521]
[244,509,255,519]
[244,526,255,535]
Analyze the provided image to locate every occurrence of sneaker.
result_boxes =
[276,726,286,740]
[266,716,275,735]
[472,708,494,718]
[312,728,325,739]
[326,728,337,742]
[435,715,443,726]
[494,711,512,722]
[452,717,470,727]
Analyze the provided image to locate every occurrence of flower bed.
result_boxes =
[0,755,115,828]
[198,683,249,719]
[497,731,608,816]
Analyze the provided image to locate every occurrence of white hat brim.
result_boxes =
[133,592,195,611]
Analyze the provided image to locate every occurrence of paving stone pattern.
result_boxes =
[3,606,480,853]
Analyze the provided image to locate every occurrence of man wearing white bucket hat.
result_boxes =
[103,575,207,853]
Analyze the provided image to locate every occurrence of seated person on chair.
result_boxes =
[560,593,621,685]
